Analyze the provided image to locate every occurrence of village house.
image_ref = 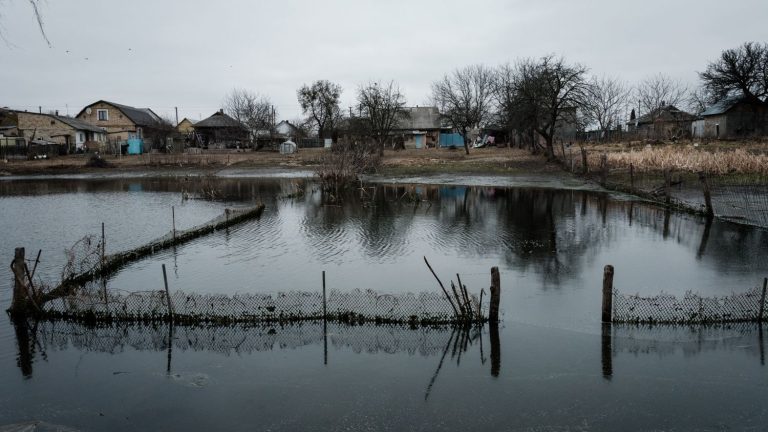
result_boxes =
[274,120,301,139]
[176,117,197,134]
[76,100,163,147]
[193,110,250,148]
[15,111,106,152]
[393,106,446,149]
[691,97,768,139]
[627,105,695,139]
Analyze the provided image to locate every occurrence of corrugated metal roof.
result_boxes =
[699,97,744,117]
[56,116,104,133]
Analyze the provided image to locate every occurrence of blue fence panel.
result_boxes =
[439,133,464,148]
[127,138,143,155]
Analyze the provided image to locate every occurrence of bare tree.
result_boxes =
[223,89,274,148]
[637,73,688,118]
[582,75,631,139]
[431,64,494,154]
[699,41,768,103]
[0,0,50,46]
[297,80,343,141]
[357,81,409,156]
[503,56,589,159]
[687,86,710,115]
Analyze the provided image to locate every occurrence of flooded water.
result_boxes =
[1,174,767,431]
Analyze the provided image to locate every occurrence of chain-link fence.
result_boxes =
[556,147,768,229]
[65,204,264,287]
[613,286,766,324]
[42,286,461,325]
[30,320,457,357]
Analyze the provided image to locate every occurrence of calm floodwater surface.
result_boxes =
[0,175,767,431]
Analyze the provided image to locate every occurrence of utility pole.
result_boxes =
[175,107,179,126]
[38,106,41,114]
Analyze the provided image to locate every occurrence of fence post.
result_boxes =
[11,247,27,314]
[172,206,176,241]
[663,169,672,206]
[162,264,174,319]
[101,222,106,266]
[489,267,500,323]
[602,265,614,323]
[759,277,767,323]
[698,172,714,217]
[322,270,327,321]
[581,146,588,174]
[599,154,608,186]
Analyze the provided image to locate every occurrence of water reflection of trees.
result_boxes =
[5,176,767,286]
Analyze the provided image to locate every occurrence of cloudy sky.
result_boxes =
[1,0,767,122]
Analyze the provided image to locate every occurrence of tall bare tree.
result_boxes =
[506,56,589,159]
[357,81,409,156]
[687,86,710,115]
[297,80,343,141]
[431,64,494,154]
[582,75,631,138]
[699,42,768,103]
[223,88,274,148]
[637,73,688,118]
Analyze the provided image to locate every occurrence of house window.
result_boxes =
[79,133,85,142]
[97,109,109,121]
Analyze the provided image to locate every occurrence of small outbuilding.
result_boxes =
[193,110,250,148]
[691,97,768,139]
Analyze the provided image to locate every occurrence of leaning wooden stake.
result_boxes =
[602,265,614,323]
[599,154,608,186]
[489,267,500,323]
[172,206,176,241]
[663,169,672,206]
[162,264,174,319]
[629,163,635,191]
[759,277,767,323]
[423,257,460,317]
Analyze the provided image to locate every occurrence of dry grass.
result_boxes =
[585,144,768,175]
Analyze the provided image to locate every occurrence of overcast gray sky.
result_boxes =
[1,0,767,122]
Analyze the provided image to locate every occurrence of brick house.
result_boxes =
[76,100,163,145]
[15,111,106,152]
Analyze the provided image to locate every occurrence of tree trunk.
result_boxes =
[462,129,470,155]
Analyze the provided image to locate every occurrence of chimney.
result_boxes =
[55,110,59,116]
[220,109,224,114]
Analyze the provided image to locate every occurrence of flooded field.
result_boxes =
[1,175,767,431]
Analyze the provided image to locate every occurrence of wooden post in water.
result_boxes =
[489,267,500,323]
[162,264,174,319]
[663,169,672,206]
[322,270,327,321]
[599,154,608,186]
[629,163,635,191]
[602,265,614,323]
[172,206,176,241]
[581,146,589,174]
[11,247,27,313]
[759,277,767,323]
[698,172,714,217]
[101,222,106,266]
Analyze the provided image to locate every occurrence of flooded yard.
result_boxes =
[1,174,767,431]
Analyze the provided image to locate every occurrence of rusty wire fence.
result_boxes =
[613,285,767,324]
[41,285,462,325]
